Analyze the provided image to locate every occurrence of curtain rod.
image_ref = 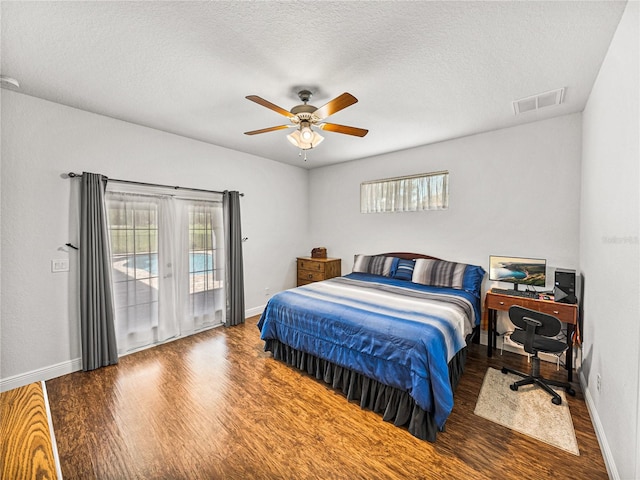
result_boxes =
[66,172,243,196]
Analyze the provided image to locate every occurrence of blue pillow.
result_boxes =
[462,264,486,295]
[392,258,415,281]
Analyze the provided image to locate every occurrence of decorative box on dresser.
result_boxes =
[297,257,342,286]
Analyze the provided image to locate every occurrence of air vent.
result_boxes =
[513,88,565,115]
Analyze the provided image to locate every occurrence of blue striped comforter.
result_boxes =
[257,273,478,428]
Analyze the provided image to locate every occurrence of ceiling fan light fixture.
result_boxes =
[286,130,302,147]
[287,128,324,150]
[310,131,324,147]
[300,122,314,142]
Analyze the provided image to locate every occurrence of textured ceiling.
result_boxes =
[0,1,627,168]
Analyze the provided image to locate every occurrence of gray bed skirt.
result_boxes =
[264,339,467,442]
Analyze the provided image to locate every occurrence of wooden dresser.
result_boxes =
[297,257,341,286]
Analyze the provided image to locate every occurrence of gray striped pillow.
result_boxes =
[353,254,396,276]
[411,258,467,289]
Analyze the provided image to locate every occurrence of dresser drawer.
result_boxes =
[298,258,325,273]
[298,269,326,283]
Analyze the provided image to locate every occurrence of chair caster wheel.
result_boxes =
[501,367,509,374]
[510,384,518,391]
[552,397,562,405]
[566,387,576,396]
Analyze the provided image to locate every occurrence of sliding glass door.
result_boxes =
[107,191,225,354]
[183,201,225,332]
[108,194,160,352]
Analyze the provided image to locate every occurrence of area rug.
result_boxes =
[474,367,579,455]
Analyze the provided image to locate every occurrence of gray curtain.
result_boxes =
[80,172,118,371]
[223,191,245,326]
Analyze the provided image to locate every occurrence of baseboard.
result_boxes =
[245,305,265,319]
[580,369,619,479]
[0,358,83,393]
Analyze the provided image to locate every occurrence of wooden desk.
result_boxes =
[484,291,578,382]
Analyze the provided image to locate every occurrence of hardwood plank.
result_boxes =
[1,382,58,480]
[46,317,608,479]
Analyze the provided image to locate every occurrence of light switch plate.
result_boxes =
[51,259,70,272]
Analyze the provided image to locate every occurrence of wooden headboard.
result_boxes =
[380,252,442,261]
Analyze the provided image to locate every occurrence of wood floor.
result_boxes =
[1,381,59,479]
[46,316,608,479]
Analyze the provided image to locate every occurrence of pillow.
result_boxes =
[391,258,415,281]
[352,254,398,277]
[412,258,485,292]
[461,264,485,295]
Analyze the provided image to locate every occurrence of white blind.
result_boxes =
[360,171,449,213]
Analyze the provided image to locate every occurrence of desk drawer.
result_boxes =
[486,294,526,310]
[537,302,577,324]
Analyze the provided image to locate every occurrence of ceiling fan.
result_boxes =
[244,89,368,153]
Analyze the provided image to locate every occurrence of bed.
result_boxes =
[257,253,485,441]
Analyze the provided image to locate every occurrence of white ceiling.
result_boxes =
[0,1,627,168]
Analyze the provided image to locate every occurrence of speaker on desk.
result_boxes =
[554,268,577,304]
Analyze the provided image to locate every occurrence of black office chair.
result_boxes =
[501,305,576,405]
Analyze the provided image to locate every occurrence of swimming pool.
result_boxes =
[123,252,213,275]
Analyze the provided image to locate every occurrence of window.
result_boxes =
[360,171,449,213]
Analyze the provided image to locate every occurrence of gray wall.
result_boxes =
[0,91,310,386]
[308,114,582,291]
[580,2,639,479]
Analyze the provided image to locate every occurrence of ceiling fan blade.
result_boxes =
[244,125,292,135]
[318,123,368,137]
[246,95,293,118]
[313,93,358,120]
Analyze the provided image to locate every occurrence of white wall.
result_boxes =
[309,114,582,291]
[0,91,309,387]
[580,2,639,479]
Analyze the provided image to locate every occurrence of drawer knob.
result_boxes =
[308,273,313,279]
[553,310,559,314]
[499,301,505,305]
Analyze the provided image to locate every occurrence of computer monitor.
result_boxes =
[489,255,546,290]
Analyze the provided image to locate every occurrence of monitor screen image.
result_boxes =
[489,255,546,288]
